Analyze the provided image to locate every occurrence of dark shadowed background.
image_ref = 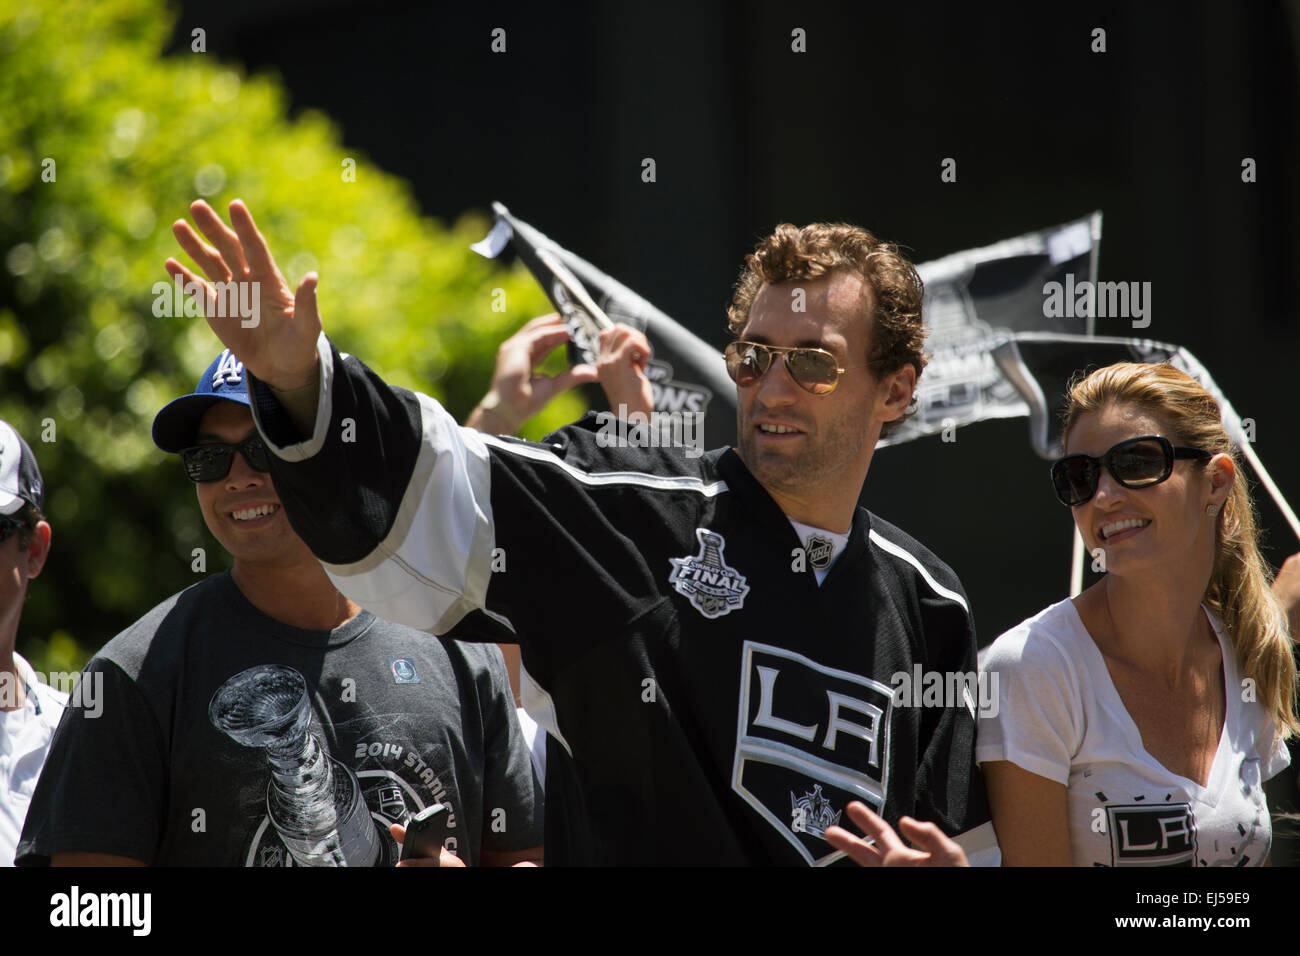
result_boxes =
[161,1,1300,853]
[169,0,1300,639]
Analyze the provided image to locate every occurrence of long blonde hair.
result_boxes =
[1062,362,1299,743]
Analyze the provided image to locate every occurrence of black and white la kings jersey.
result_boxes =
[249,335,996,865]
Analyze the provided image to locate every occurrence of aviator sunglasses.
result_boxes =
[180,435,272,483]
[1050,435,1212,507]
[723,341,863,395]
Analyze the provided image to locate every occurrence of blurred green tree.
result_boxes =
[0,0,578,672]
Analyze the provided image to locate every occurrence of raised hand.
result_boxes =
[466,313,599,435]
[824,801,970,867]
[165,199,321,390]
[595,323,654,419]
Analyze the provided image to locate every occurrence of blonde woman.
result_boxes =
[828,363,1297,867]
[974,363,1297,866]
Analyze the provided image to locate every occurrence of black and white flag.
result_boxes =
[879,212,1103,447]
[474,205,1104,455]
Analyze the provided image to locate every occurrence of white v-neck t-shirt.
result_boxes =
[787,519,849,586]
[976,598,1289,867]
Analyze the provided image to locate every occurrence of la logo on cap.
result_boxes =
[212,350,244,389]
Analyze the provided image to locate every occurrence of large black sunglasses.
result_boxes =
[723,341,864,395]
[180,435,272,483]
[1050,435,1212,507]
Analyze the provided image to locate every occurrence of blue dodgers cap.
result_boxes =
[0,420,44,516]
[152,349,252,453]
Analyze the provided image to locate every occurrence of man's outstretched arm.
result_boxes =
[164,200,658,642]
[166,200,490,634]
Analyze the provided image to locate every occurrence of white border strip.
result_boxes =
[479,433,728,497]
[868,529,970,613]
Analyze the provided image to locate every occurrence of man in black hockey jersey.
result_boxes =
[164,199,997,865]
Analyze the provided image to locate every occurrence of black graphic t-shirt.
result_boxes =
[16,571,541,866]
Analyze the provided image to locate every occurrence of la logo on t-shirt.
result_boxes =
[1106,803,1196,866]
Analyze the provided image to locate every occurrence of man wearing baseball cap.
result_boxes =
[0,420,65,866]
[17,350,542,867]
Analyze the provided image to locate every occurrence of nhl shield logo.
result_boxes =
[805,535,834,571]
[258,844,287,867]
[668,528,750,619]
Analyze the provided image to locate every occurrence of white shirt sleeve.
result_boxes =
[975,621,1084,786]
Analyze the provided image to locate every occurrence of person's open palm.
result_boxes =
[824,801,969,867]
[165,199,321,390]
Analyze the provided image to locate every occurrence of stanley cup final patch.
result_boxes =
[668,528,750,619]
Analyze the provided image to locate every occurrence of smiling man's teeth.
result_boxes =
[1101,518,1149,539]
[759,424,798,434]
[232,504,278,521]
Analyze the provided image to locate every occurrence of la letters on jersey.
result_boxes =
[1107,803,1197,867]
[732,641,894,866]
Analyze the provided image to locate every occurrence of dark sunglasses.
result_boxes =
[723,341,861,395]
[180,435,272,483]
[1050,435,1212,507]
[0,516,28,544]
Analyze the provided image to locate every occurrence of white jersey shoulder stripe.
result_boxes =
[479,432,729,497]
[868,528,970,613]
[520,663,573,759]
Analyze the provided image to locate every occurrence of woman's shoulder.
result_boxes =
[976,599,1090,781]
[983,597,1089,677]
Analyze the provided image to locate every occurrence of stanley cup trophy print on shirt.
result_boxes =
[209,664,384,866]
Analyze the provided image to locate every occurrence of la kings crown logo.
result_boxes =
[669,528,750,619]
[791,784,842,837]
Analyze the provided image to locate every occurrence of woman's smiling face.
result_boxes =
[1064,403,1221,577]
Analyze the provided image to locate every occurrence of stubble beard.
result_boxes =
[738,410,869,506]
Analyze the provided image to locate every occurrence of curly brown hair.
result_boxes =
[726,223,927,437]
